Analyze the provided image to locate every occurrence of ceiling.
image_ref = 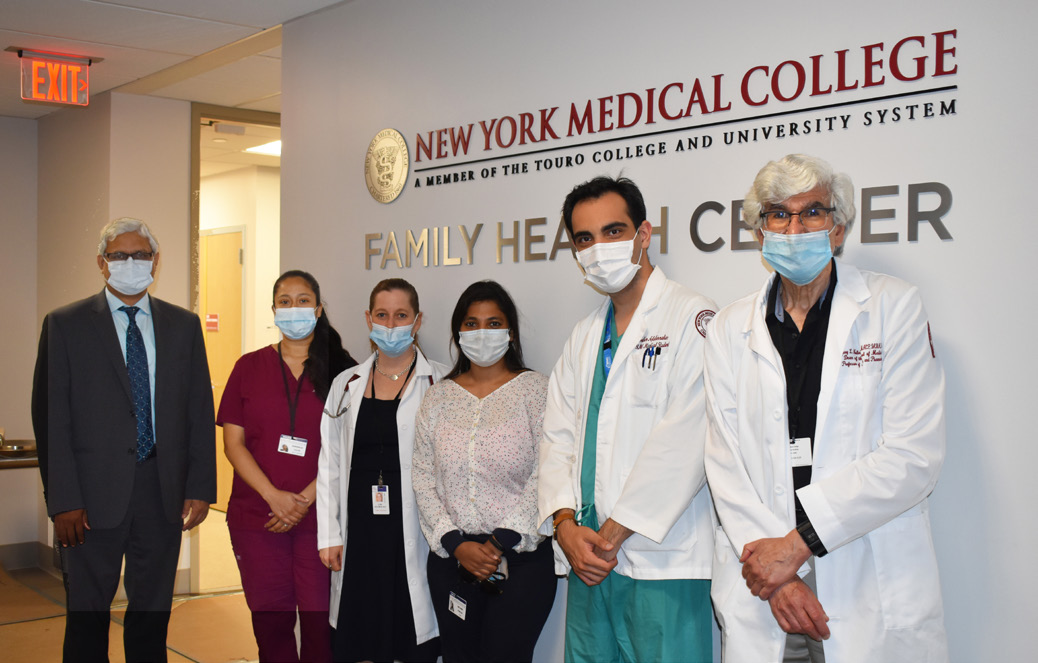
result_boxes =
[0,0,347,121]
[199,118,280,177]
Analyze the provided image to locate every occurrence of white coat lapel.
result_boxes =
[582,301,609,384]
[347,358,372,424]
[746,275,783,374]
[608,267,664,377]
[816,262,869,440]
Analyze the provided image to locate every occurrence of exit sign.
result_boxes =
[18,50,92,106]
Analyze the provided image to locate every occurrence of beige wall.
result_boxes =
[36,92,192,320]
[0,116,39,440]
[0,116,44,566]
[37,93,111,322]
[109,93,192,307]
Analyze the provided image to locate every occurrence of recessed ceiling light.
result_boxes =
[245,140,281,157]
[212,138,227,143]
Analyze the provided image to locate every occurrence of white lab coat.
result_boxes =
[705,262,948,663]
[316,350,448,642]
[538,267,716,579]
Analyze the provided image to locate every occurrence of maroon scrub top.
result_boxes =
[217,345,324,531]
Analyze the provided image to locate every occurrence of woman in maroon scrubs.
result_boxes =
[218,270,356,663]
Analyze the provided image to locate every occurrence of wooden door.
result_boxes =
[200,229,243,512]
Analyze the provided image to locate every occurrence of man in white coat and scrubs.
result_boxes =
[538,176,717,663]
[705,154,948,663]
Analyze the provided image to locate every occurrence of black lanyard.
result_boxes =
[277,342,306,436]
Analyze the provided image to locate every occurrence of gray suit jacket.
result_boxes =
[32,290,216,528]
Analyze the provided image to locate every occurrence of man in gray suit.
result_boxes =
[31,218,216,663]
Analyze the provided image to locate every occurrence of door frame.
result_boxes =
[188,102,279,595]
[189,103,280,315]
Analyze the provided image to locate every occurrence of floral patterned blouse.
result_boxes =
[412,370,548,557]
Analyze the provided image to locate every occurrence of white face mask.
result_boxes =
[458,328,511,367]
[576,239,642,293]
[105,258,154,296]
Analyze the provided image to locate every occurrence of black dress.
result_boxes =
[332,395,439,663]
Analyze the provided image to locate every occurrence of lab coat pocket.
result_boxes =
[627,353,666,408]
[869,507,943,629]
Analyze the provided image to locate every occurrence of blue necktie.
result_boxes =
[120,306,155,462]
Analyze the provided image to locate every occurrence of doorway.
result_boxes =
[190,105,281,594]
[198,227,244,593]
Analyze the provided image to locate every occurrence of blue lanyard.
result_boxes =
[603,305,617,378]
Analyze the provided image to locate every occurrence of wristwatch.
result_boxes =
[552,512,575,538]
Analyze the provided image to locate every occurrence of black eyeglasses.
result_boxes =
[760,207,835,231]
[104,251,155,262]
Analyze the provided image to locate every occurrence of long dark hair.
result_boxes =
[273,270,357,401]
[445,280,527,380]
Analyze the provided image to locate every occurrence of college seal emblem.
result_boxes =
[364,128,409,204]
[695,309,715,338]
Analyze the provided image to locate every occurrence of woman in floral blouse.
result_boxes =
[412,280,556,663]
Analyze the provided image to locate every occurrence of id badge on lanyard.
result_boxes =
[603,304,617,378]
[277,343,309,458]
[372,484,390,515]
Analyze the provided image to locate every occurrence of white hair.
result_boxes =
[743,154,855,255]
[97,217,159,256]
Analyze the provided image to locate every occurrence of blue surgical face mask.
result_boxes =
[761,228,835,286]
[369,322,415,357]
[274,307,318,340]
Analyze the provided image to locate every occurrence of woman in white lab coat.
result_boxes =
[317,278,448,663]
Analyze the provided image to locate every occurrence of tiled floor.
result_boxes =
[0,564,259,663]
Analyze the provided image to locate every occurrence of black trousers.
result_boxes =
[62,457,183,663]
[427,538,556,663]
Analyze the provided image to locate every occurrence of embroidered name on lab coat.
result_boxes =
[841,342,883,368]
[635,334,670,351]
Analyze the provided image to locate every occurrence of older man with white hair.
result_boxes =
[32,218,216,663]
[704,154,948,663]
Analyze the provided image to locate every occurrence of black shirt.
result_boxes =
[765,261,838,556]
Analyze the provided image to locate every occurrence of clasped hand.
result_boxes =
[740,530,811,599]
[265,489,310,532]
[741,531,829,640]
[555,518,632,587]
[454,541,501,580]
[767,578,830,641]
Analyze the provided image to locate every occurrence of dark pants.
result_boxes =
[62,457,183,663]
[427,538,556,663]
[229,526,332,663]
